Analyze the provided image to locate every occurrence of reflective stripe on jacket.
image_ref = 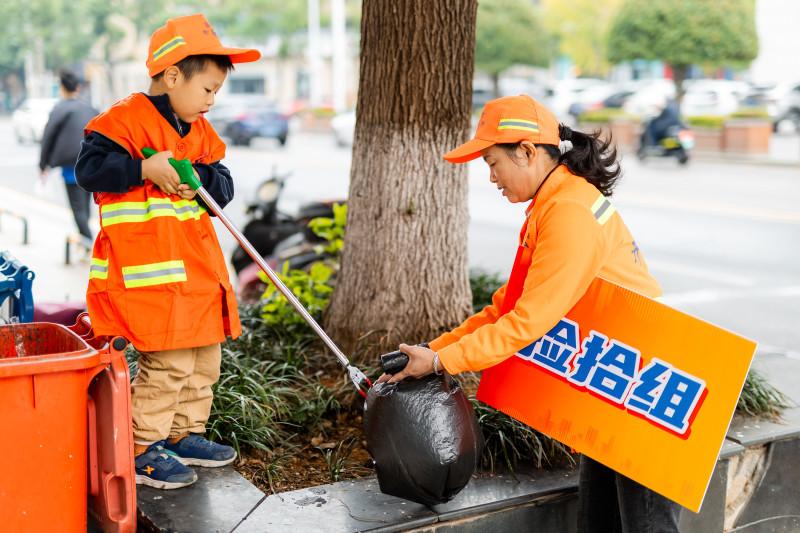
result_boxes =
[84,93,241,350]
[430,165,660,374]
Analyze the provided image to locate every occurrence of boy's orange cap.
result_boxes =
[146,14,261,77]
[443,95,560,163]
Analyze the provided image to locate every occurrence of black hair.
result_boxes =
[59,69,81,93]
[151,54,234,81]
[499,124,622,197]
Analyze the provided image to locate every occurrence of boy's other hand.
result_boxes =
[177,183,197,200]
[176,168,201,200]
[142,150,181,195]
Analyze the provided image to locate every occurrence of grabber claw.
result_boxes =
[348,365,373,398]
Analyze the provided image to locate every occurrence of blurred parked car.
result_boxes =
[566,85,628,121]
[622,80,677,117]
[208,101,289,146]
[11,98,58,143]
[330,109,356,147]
[543,78,610,120]
[741,81,800,132]
[681,80,750,117]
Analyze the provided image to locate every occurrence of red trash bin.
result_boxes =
[0,319,136,533]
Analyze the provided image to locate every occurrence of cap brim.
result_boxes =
[442,137,494,163]
[196,46,262,64]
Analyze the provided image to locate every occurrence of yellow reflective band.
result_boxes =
[153,37,186,62]
[591,194,616,226]
[498,118,539,133]
[101,198,203,226]
[121,260,187,288]
[89,258,108,280]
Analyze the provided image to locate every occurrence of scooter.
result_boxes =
[637,121,695,165]
[231,171,345,301]
[230,170,339,275]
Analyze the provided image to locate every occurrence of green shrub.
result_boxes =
[687,115,725,129]
[729,107,771,120]
[469,268,507,312]
[737,367,792,420]
[577,108,635,124]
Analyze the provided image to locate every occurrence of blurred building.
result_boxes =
[749,0,800,84]
[84,23,360,115]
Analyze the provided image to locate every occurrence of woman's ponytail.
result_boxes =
[554,124,621,197]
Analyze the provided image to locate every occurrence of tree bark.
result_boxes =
[324,0,477,358]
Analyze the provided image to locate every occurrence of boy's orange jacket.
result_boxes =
[84,93,241,351]
[431,165,660,374]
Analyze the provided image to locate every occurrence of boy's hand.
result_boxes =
[176,167,201,200]
[142,150,180,195]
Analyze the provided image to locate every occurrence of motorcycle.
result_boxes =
[637,120,695,165]
[231,170,344,301]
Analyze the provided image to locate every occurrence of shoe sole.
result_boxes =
[174,452,237,468]
[135,472,198,489]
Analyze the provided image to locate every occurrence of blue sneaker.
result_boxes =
[163,434,237,467]
[135,442,198,489]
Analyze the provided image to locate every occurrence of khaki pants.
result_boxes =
[131,343,221,442]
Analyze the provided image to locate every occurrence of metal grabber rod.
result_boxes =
[142,148,372,396]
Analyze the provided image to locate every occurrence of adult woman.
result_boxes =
[378,95,682,532]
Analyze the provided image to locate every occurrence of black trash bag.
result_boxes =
[363,372,484,506]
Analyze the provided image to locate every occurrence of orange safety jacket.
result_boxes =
[84,93,241,351]
[430,165,660,375]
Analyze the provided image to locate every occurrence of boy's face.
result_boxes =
[167,62,227,123]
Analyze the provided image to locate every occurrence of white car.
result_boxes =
[11,98,59,143]
[621,80,677,118]
[543,78,609,121]
[330,109,356,147]
[681,80,750,117]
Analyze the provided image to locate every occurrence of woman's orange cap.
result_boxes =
[146,14,261,77]
[443,95,560,163]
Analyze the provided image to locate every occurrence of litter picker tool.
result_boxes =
[142,148,372,397]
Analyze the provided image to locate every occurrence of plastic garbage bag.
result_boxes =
[363,372,484,506]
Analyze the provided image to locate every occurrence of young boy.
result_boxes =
[76,14,261,489]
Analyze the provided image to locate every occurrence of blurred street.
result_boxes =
[1,117,799,400]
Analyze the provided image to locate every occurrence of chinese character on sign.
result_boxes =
[568,331,640,404]
[516,318,580,376]
[626,358,706,434]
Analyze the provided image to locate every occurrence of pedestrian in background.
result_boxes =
[39,69,98,245]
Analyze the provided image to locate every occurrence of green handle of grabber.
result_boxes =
[142,147,203,191]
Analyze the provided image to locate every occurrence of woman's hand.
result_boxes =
[376,343,439,384]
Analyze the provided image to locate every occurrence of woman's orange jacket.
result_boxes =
[84,93,241,351]
[430,165,660,374]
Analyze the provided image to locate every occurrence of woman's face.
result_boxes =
[480,144,539,204]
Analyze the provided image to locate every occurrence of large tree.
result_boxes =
[474,0,554,98]
[324,0,477,356]
[607,0,758,111]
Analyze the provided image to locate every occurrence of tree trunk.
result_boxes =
[324,0,477,359]
[671,63,688,116]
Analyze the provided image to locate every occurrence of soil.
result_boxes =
[233,409,375,495]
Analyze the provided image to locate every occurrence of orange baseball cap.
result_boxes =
[146,14,261,77]
[443,95,561,163]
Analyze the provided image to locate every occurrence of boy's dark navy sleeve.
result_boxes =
[194,161,234,212]
[76,132,143,193]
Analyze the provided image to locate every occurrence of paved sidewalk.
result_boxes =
[0,184,91,306]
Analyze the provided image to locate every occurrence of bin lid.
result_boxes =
[0,323,100,378]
